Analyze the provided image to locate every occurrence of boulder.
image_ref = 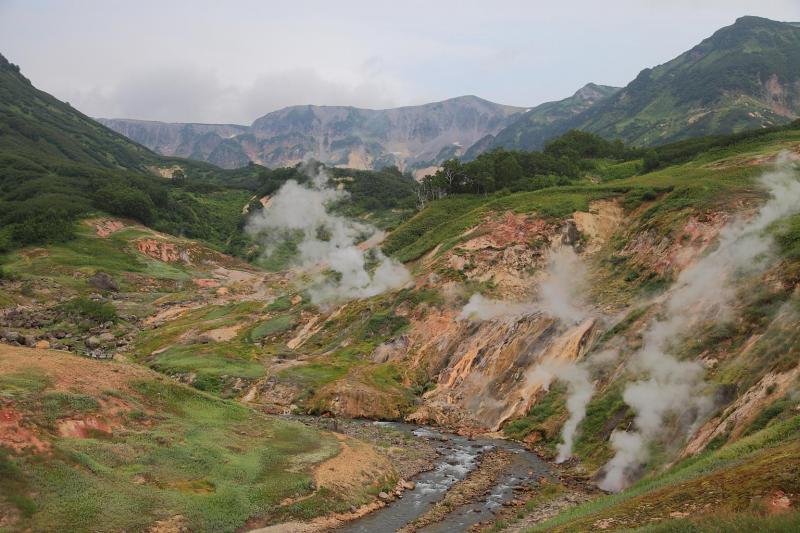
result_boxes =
[88,271,120,292]
[2,330,20,343]
[378,491,393,502]
[98,332,116,343]
[560,219,580,245]
[35,340,50,350]
[23,335,36,347]
[85,336,102,349]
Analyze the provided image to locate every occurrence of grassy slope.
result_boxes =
[386,128,800,264]
[527,417,800,532]
[2,116,800,531]
[0,346,376,533]
[482,16,800,154]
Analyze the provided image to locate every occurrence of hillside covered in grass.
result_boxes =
[478,16,800,154]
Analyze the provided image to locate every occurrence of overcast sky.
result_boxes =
[2,0,799,124]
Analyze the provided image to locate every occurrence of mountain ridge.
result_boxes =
[475,15,800,155]
[100,95,526,172]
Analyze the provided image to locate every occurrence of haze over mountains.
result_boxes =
[98,16,800,173]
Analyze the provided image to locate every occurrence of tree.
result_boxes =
[171,168,186,186]
[495,154,524,188]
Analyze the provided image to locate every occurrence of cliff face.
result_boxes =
[99,96,524,171]
[95,119,250,168]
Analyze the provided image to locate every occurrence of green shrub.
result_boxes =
[59,297,118,323]
[267,296,293,312]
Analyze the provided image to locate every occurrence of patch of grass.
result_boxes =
[149,345,263,393]
[596,306,648,347]
[11,377,344,533]
[0,370,51,399]
[504,384,566,442]
[633,510,800,532]
[279,362,349,391]
[573,384,630,468]
[744,396,794,436]
[266,295,294,312]
[41,392,100,424]
[249,315,294,341]
[58,296,117,324]
[363,312,409,338]
[0,448,37,518]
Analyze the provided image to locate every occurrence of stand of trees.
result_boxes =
[417,130,637,206]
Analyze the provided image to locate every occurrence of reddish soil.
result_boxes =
[0,406,50,453]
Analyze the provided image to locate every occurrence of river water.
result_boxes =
[339,423,550,533]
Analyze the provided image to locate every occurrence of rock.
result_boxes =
[98,332,116,343]
[378,491,392,501]
[88,272,120,292]
[2,330,20,343]
[560,219,580,245]
[85,336,102,349]
[23,335,36,347]
[34,340,50,350]
[400,480,416,490]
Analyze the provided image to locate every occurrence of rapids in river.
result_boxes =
[340,422,551,533]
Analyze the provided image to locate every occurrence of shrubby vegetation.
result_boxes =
[417,130,637,203]
[0,54,255,253]
[58,297,118,324]
[641,119,800,171]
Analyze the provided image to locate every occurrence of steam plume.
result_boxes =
[538,246,588,325]
[460,245,587,323]
[599,156,800,492]
[245,168,410,303]
[524,350,617,463]
[458,293,537,322]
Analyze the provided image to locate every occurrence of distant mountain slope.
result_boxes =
[100,96,525,171]
[0,53,156,171]
[463,83,620,158]
[95,119,250,168]
[0,52,257,254]
[476,16,800,154]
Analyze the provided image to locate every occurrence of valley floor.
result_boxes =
[3,130,800,531]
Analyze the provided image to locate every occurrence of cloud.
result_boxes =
[84,66,404,124]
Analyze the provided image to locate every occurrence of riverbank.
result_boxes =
[249,419,599,533]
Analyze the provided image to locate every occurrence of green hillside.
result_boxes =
[0,54,417,257]
[481,16,800,153]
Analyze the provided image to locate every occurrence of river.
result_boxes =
[339,422,551,533]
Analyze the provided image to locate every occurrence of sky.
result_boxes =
[1,0,799,124]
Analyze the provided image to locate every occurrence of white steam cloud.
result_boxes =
[459,245,588,323]
[599,156,800,492]
[524,350,617,463]
[538,246,588,325]
[245,169,410,304]
[458,293,538,322]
